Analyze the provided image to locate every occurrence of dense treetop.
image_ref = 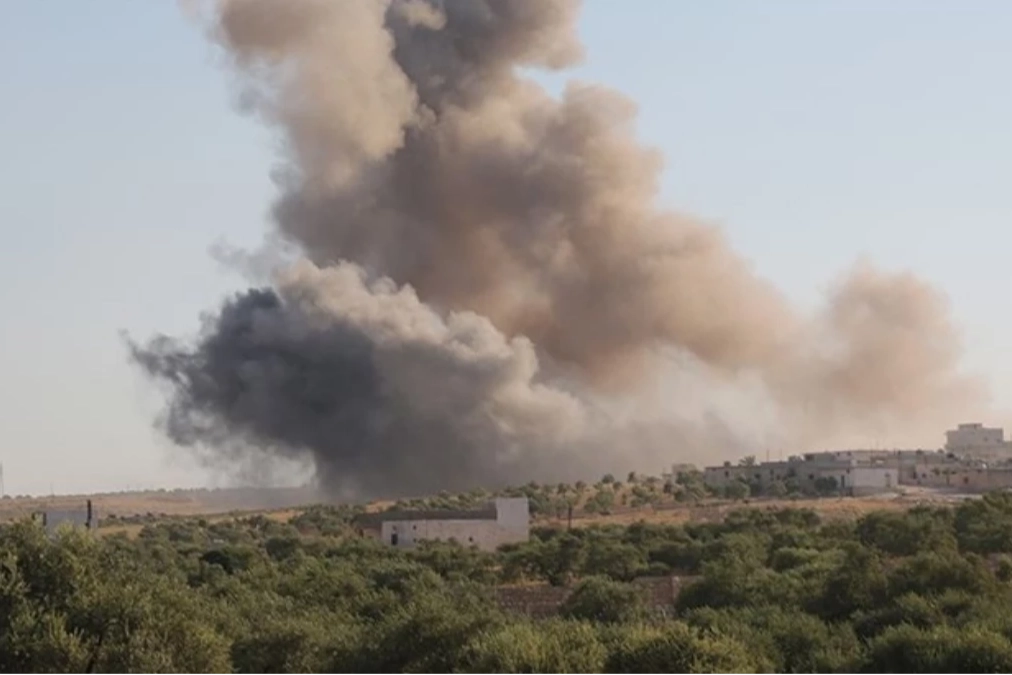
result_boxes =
[6,480,1012,672]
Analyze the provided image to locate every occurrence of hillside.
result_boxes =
[0,472,973,543]
[3,482,1012,671]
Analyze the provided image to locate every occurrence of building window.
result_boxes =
[724,470,729,478]
[413,525,417,530]
[808,474,815,481]
[846,469,851,474]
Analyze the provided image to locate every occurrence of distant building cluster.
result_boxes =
[703,451,900,497]
[354,497,530,552]
[701,423,1012,497]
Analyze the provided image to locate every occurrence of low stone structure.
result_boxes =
[495,576,696,617]
[36,499,98,534]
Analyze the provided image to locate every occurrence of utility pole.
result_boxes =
[0,462,5,498]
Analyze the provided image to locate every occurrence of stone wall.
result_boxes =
[494,576,697,617]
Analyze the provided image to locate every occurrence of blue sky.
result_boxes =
[2,1,1011,495]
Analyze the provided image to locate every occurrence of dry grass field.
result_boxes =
[0,487,320,525]
[0,481,971,539]
[542,494,915,529]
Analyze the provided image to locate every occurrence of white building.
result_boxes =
[945,423,1012,462]
[357,497,529,552]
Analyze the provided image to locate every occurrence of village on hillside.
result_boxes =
[700,422,1012,498]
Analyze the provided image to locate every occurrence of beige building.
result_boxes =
[945,423,1012,463]
[905,464,1012,491]
[355,497,529,552]
[703,423,1012,498]
[703,455,898,497]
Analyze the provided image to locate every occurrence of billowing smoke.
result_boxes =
[131,261,588,496]
[131,0,985,496]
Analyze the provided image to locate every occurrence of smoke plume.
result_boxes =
[131,0,985,496]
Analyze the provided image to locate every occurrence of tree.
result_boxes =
[356,591,503,673]
[559,576,648,624]
[864,624,1012,673]
[954,491,1012,554]
[996,556,1012,583]
[724,480,750,501]
[738,455,757,467]
[264,536,302,562]
[851,593,944,641]
[460,620,606,673]
[603,622,762,673]
[541,533,586,586]
[583,540,648,582]
[768,480,789,498]
[816,544,889,620]
[856,508,956,557]
[585,489,616,515]
[16,476,1012,673]
[887,550,994,599]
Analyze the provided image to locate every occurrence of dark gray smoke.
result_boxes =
[131,0,986,496]
[132,261,585,496]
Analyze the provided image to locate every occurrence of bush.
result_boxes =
[863,624,1012,673]
[559,576,648,624]
[724,480,750,501]
[603,622,762,673]
[461,620,606,673]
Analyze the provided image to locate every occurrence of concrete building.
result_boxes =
[36,500,98,534]
[703,454,898,497]
[355,497,529,552]
[703,423,1012,498]
[663,463,699,482]
[945,423,1012,463]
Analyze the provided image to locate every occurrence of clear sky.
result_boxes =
[2,1,1011,496]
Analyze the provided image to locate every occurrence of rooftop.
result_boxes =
[353,505,498,527]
